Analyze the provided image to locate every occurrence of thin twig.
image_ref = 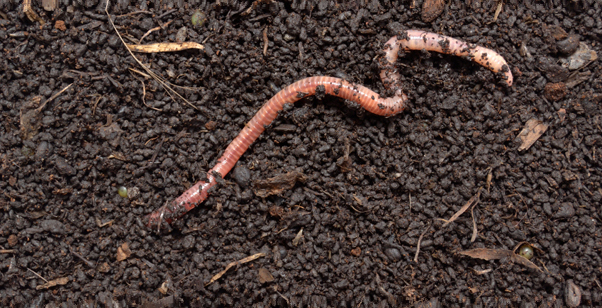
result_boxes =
[70,248,95,268]
[441,189,481,228]
[139,20,173,44]
[130,73,162,111]
[27,268,48,283]
[206,253,266,286]
[116,10,153,18]
[414,222,431,262]
[470,206,478,242]
[37,83,73,112]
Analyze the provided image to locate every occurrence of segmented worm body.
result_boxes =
[381,30,513,87]
[143,30,512,230]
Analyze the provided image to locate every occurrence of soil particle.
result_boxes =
[422,0,445,23]
[543,82,567,101]
[54,156,76,176]
[557,34,580,55]
[232,165,251,188]
[554,202,576,219]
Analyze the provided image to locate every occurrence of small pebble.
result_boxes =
[232,165,251,188]
[384,247,402,261]
[555,202,575,219]
[176,27,187,43]
[127,186,140,199]
[557,34,580,55]
[55,157,76,175]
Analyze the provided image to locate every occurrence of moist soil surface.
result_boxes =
[1,0,602,307]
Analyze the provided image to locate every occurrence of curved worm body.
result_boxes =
[143,77,408,229]
[381,30,513,87]
[143,31,512,230]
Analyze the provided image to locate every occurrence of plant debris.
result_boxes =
[253,170,306,198]
[517,119,549,151]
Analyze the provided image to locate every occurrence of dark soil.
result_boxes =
[1,0,601,307]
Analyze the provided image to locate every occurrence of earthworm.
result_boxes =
[382,30,513,87]
[142,30,512,230]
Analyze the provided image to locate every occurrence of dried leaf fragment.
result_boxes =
[258,268,274,283]
[36,277,69,290]
[460,248,512,260]
[292,228,303,247]
[253,170,306,198]
[116,242,131,261]
[126,42,204,53]
[517,119,548,151]
[459,248,542,271]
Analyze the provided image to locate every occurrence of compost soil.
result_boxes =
[1,0,601,307]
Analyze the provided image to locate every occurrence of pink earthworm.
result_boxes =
[142,31,512,230]
[381,30,513,87]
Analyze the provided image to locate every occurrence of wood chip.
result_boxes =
[42,0,57,11]
[459,248,542,271]
[253,170,306,198]
[263,26,269,56]
[23,0,45,25]
[258,268,274,283]
[206,253,266,286]
[421,0,445,22]
[471,268,492,275]
[493,1,503,22]
[36,277,69,290]
[107,152,127,161]
[7,235,18,247]
[126,42,204,53]
[116,242,131,261]
[97,262,111,273]
[517,119,549,151]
